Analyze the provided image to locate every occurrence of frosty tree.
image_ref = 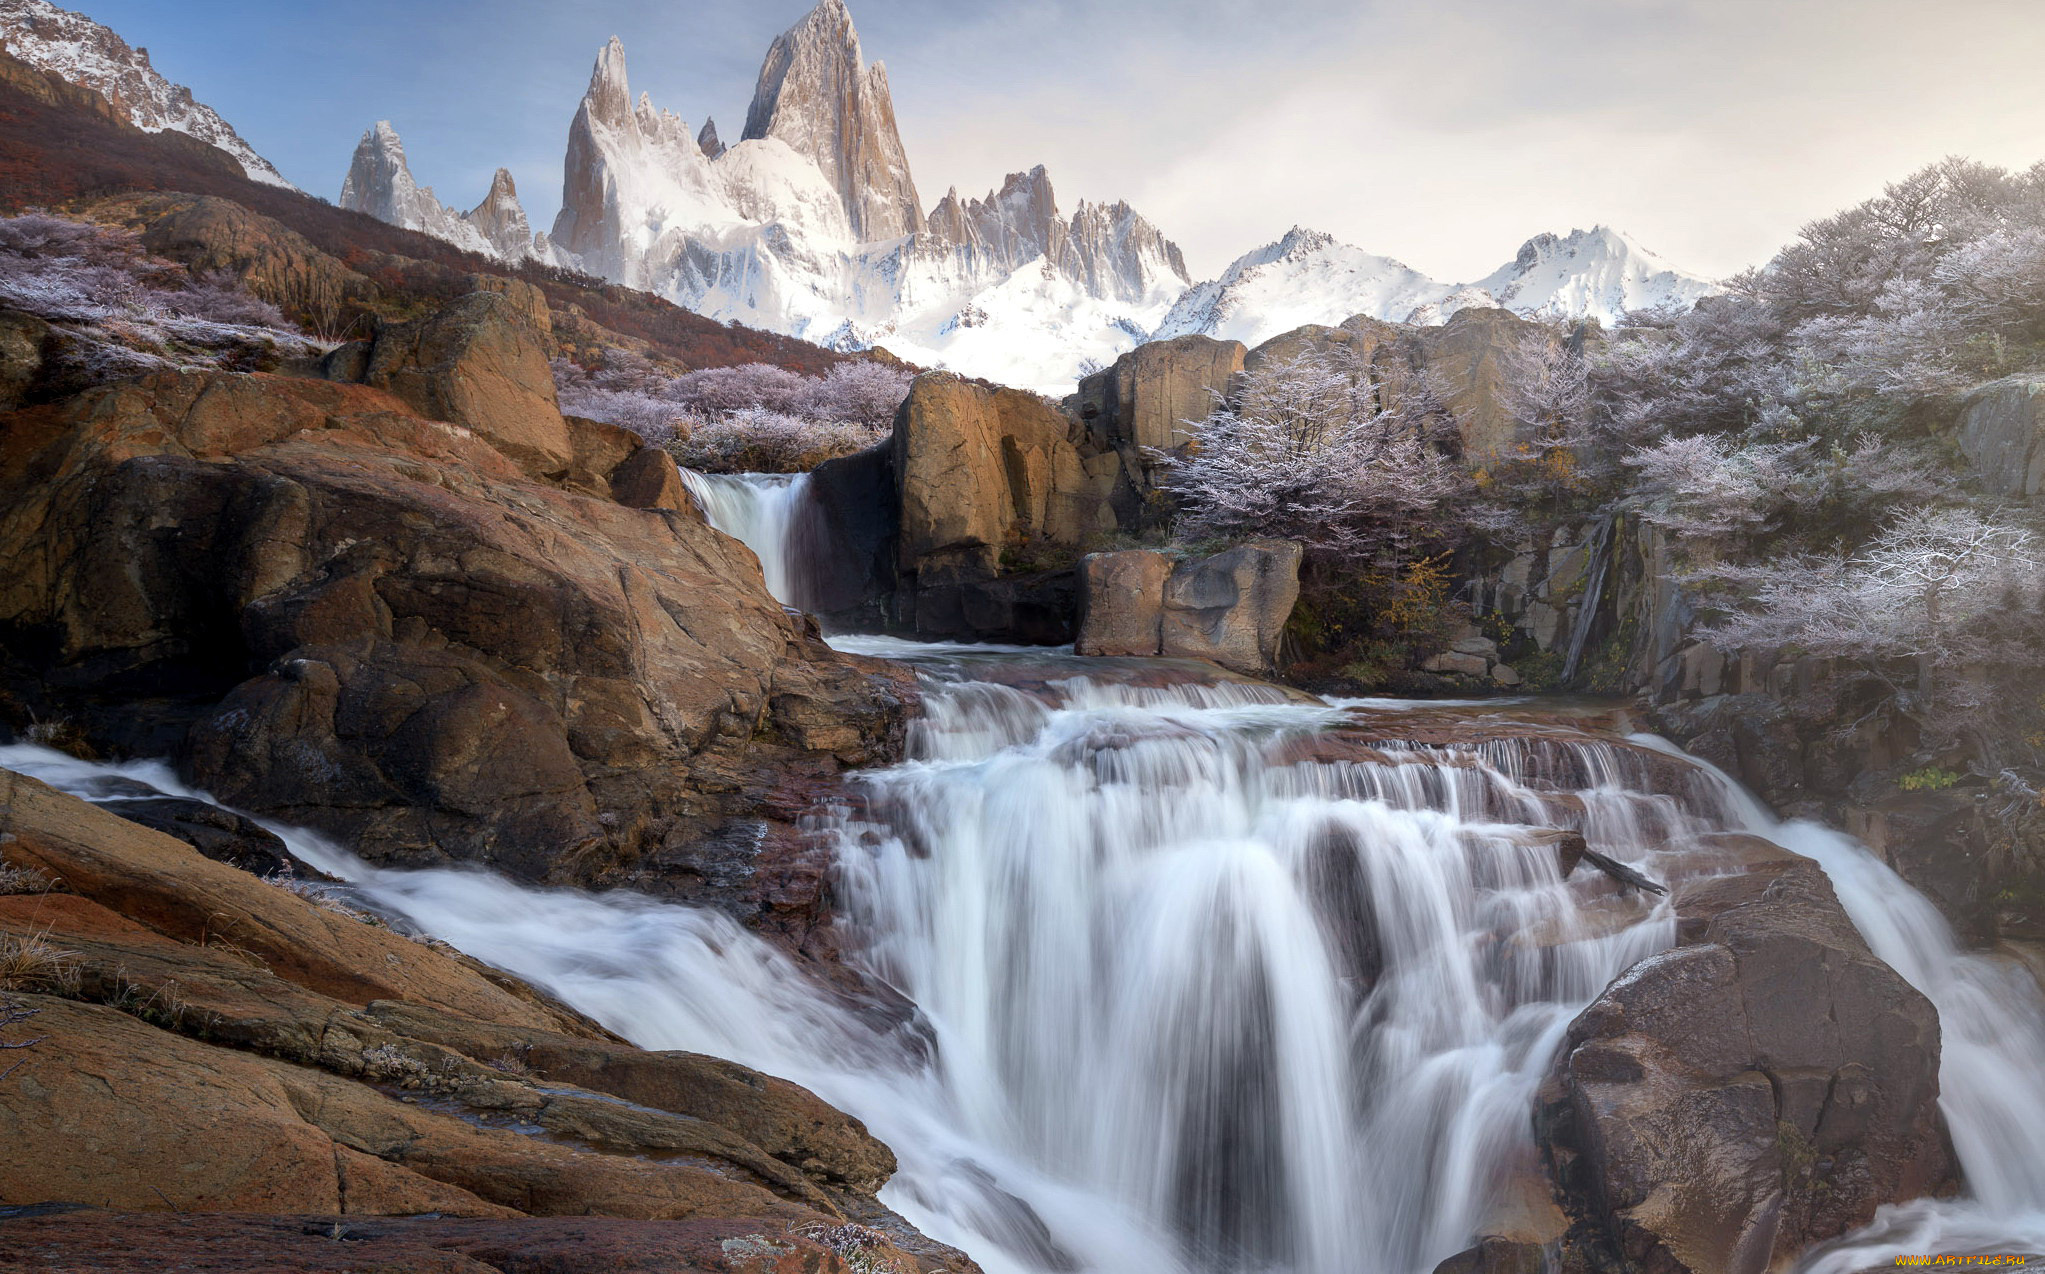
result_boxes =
[1709,506,2045,705]
[1154,348,1463,568]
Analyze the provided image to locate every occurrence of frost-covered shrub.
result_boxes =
[0,211,310,389]
[557,384,688,446]
[552,353,910,471]
[671,407,884,473]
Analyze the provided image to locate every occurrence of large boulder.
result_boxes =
[1075,541,1302,674]
[358,290,574,481]
[1074,549,1174,657]
[891,372,1113,641]
[1540,854,1952,1274]
[1955,374,2045,498]
[0,358,910,885]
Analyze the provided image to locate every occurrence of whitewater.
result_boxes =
[8,630,2041,1272]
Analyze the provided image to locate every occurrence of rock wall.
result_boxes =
[1068,333,1245,528]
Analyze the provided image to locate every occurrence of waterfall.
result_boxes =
[678,467,816,609]
[7,644,2044,1273]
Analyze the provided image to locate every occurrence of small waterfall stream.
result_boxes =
[678,467,817,608]
[6,642,2043,1273]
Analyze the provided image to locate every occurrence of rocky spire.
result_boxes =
[740,0,919,242]
[465,168,536,261]
[338,121,494,258]
[696,116,725,160]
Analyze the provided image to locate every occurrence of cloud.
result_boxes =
[76,0,2045,285]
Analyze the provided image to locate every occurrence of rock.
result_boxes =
[894,372,1102,572]
[608,444,690,512]
[741,0,921,242]
[891,372,1108,641]
[1074,550,1172,657]
[1452,635,1500,657]
[358,290,574,480]
[464,168,541,263]
[0,774,970,1267]
[1422,651,1490,676]
[0,358,908,884]
[87,192,380,333]
[1955,374,2045,498]
[0,308,51,410]
[1158,540,1302,675]
[1541,856,1953,1274]
[696,116,725,159]
[1407,307,1544,459]
[1,769,590,1025]
[1431,1237,1548,1274]
[89,796,321,880]
[0,1210,964,1274]
[1491,663,1523,687]
[1070,334,1245,525]
[805,441,899,627]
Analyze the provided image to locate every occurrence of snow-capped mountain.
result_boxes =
[531,3,1189,390]
[330,0,1719,388]
[1157,224,1719,350]
[1472,225,1717,322]
[338,122,559,265]
[1153,227,1453,345]
[0,0,294,189]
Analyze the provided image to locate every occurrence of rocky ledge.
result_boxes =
[0,769,974,1271]
[0,288,913,944]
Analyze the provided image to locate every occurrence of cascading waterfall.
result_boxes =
[678,466,817,608]
[7,643,2045,1273]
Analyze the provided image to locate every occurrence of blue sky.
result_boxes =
[74,0,2045,282]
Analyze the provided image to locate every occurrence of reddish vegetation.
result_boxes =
[0,47,843,374]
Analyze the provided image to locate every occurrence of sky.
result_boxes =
[73,0,2045,284]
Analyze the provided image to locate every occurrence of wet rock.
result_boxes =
[1542,856,1953,1274]
[0,1210,961,1274]
[1432,1237,1548,1274]
[89,796,322,880]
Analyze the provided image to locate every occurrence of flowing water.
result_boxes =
[677,466,816,607]
[7,641,2045,1273]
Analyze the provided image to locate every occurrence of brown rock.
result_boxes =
[1407,307,1545,459]
[1158,539,1302,674]
[0,1210,958,1274]
[1072,333,1245,454]
[0,770,590,1027]
[609,444,692,512]
[0,361,908,881]
[359,290,575,480]
[893,372,1105,574]
[85,192,380,335]
[1074,549,1171,657]
[1542,857,1953,1274]
[0,308,51,410]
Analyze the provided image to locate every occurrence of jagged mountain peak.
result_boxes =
[0,0,295,188]
[697,116,725,160]
[742,0,919,240]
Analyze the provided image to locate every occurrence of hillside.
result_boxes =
[0,44,852,376]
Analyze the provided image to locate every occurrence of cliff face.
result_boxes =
[741,0,919,243]
[0,289,910,896]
